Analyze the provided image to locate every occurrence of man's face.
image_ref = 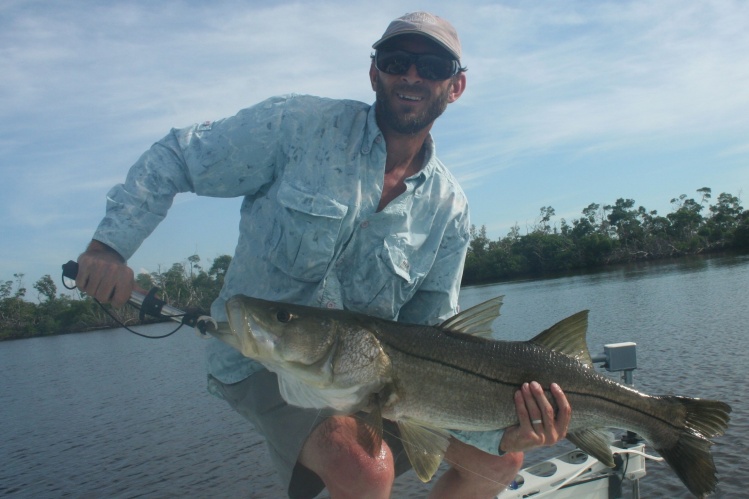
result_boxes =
[371,35,464,136]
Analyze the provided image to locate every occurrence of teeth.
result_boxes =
[399,94,422,101]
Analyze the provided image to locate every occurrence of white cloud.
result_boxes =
[450,0,749,173]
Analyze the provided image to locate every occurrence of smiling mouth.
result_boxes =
[397,93,424,102]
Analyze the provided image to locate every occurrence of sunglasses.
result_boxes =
[375,50,460,81]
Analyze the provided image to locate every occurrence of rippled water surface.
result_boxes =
[1,254,747,498]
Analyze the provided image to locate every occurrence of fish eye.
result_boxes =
[276,310,292,323]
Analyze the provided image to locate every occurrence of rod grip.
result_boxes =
[62,260,79,280]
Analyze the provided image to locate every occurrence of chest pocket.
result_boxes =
[341,234,430,319]
[270,181,348,282]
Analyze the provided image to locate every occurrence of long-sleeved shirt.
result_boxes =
[93,94,471,385]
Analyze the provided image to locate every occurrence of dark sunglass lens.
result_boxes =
[377,52,410,75]
[416,55,456,80]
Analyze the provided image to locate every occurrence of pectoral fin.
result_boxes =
[356,395,384,457]
[567,428,615,467]
[397,421,451,482]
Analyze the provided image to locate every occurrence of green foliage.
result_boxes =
[734,210,749,249]
[462,188,746,285]
[33,275,57,303]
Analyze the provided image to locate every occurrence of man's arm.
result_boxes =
[80,98,289,305]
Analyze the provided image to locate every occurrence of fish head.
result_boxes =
[225,295,339,371]
[224,295,392,401]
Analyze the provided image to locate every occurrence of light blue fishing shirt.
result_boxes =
[94,94,503,455]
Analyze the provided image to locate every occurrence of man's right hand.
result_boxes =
[76,240,135,307]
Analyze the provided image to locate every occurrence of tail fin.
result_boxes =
[654,396,731,498]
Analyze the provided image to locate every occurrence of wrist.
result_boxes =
[86,240,125,262]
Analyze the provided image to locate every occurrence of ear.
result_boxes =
[369,61,378,91]
[447,72,467,103]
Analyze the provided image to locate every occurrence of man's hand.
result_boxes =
[499,382,571,453]
[76,240,135,307]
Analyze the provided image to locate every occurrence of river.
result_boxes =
[1,254,747,498]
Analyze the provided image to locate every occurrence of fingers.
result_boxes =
[77,250,134,307]
[514,386,532,430]
[499,381,573,454]
[523,382,548,430]
[529,382,570,443]
[551,383,571,437]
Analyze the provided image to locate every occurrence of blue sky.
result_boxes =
[2,0,748,295]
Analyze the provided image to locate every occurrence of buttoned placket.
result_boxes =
[317,129,386,310]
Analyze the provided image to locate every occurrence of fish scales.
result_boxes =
[372,320,670,437]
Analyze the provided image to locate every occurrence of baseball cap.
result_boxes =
[372,12,462,62]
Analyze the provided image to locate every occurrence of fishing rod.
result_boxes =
[61,260,220,337]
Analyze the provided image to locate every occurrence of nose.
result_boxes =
[400,62,422,84]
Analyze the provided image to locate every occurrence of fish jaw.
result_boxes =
[225,295,338,385]
[224,295,270,359]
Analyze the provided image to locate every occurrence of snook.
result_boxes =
[220,295,730,498]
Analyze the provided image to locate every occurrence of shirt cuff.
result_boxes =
[448,428,506,456]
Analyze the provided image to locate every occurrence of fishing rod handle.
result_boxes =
[62,260,182,323]
[62,260,218,333]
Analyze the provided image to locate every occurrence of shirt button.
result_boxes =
[326,302,336,309]
[375,135,382,144]
[360,221,369,228]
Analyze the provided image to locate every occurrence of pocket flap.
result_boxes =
[383,240,415,283]
[277,181,348,219]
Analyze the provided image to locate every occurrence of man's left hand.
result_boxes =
[499,382,571,453]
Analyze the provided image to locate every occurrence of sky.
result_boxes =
[2,0,748,296]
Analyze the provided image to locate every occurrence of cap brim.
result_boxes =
[372,32,460,61]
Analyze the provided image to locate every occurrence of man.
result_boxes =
[76,12,570,499]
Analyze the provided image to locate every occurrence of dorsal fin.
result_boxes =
[529,310,593,367]
[439,296,503,338]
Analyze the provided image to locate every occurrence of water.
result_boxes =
[1,254,747,498]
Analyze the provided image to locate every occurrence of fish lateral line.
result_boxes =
[379,333,725,440]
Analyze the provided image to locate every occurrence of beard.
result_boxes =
[375,81,451,135]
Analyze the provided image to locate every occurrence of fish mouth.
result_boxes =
[225,297,266,358]
[207,321,247,355]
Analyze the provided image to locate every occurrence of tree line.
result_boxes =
[1,188,746,340]
[462,188,748,284]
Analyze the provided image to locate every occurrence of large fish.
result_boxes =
[214,295,730,498]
